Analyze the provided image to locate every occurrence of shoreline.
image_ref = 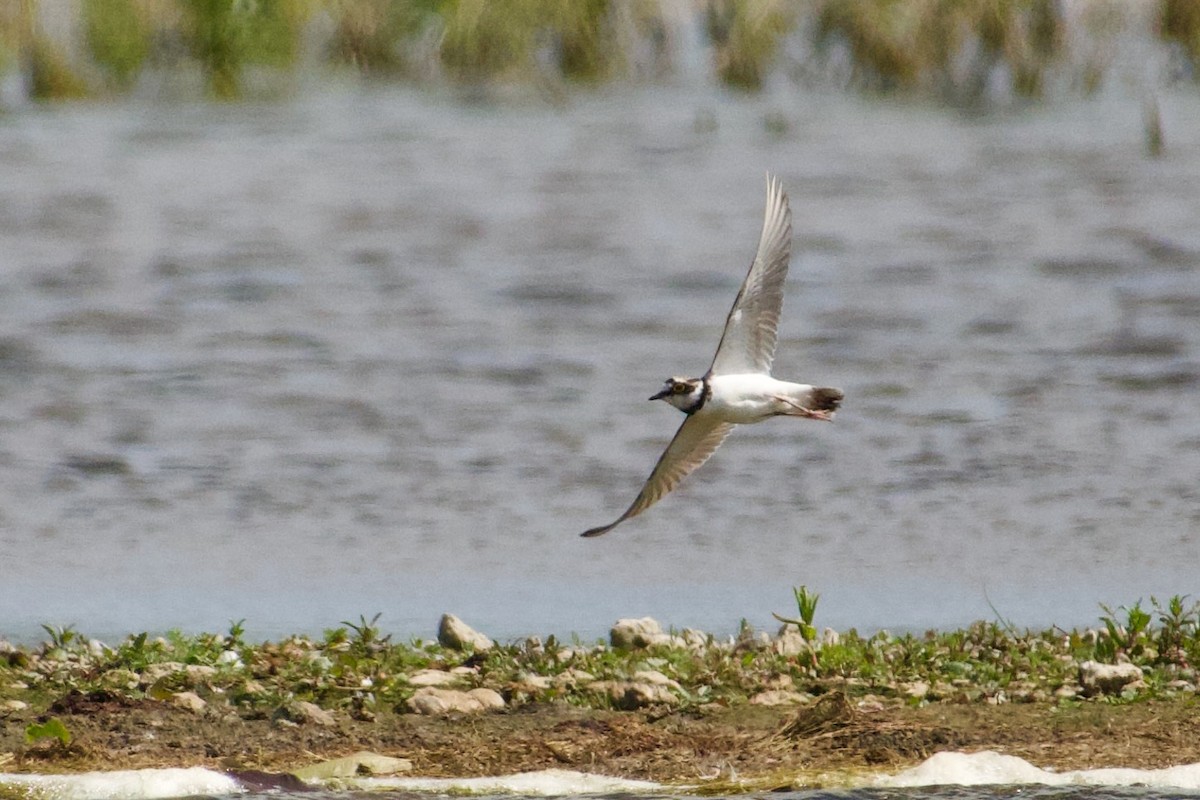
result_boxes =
[4,698,1200,789]
[4,608,1200,784]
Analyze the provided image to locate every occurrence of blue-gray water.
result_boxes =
[1,85,1199,644]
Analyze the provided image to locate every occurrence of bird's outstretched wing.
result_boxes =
[580,416,736,537]
[707,174,792,377]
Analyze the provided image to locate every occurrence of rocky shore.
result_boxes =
[3,605,1200,786]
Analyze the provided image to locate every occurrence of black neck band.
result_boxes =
[686,377,711,415]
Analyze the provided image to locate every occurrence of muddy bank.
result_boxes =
[6,609,1200,784]
[6,691,1200,785]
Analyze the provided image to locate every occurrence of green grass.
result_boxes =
[3,0,1196,102]
[813,0,1067,104]
[180,0,312,98]
[82,0,149,90]
[3,593,1199,721]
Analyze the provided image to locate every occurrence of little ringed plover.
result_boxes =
[581,174,843,538]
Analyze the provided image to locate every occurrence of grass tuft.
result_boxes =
[4,0,1193,103]
[5,592,1200,727]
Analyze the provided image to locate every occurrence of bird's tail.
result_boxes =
[776,386,843,421]
[810,387,843,414]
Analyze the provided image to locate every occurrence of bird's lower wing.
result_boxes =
[580,416,736,538]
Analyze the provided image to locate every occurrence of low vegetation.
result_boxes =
[2,593,1200,780]
[2,594,1198,728]
[2,0,1198,101]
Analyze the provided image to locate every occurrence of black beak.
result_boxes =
[649,387,671,401]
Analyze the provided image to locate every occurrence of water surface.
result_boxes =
[1,86,1198,642]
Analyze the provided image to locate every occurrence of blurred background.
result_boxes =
[0,0,1198,643]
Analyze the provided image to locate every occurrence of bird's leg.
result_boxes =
[773,395,835,421]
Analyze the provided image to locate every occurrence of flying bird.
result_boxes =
[581,175,843,538]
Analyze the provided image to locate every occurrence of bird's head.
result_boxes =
[650,376,705,412]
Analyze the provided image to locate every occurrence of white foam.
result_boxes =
[351,768,663,795]
[0,767,241,800]
[878,750,1200,789]
[10,756,1200,799]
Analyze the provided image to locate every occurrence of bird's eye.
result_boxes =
[673,383,687,394]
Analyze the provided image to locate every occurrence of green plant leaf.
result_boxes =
[25,718,72,747]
